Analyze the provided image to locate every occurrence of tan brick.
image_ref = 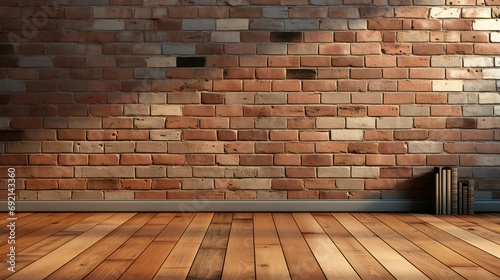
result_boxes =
[192,167,225,178]
[321,93,350,104]
[335,179,364,190]
[330,129,363,141]
[150,130,182,141]
[166,166,193,178]
[75,166,135,178]
[256,191,286,200]
[377,117,413,129]
[72,191,104,200]
[105,191,134,200]
[104,142,135,153]
[216,19,249,30]
[346,117,376,129]
[134,117,165,128]
[139,92,167,104]
[352,167,379,178]
[429,7,460,18]
[473,19,500,31]
[168,142,224,154]
[317,167,350,178]
[239,179,272,190]
[146,57,175,67]
[432,80,463,92]
[408,142,443,154]
[136,166,167,178]
[6,142,41,153]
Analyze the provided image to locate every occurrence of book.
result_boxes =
[467,180,474,215]
[462,182,468,215]
[451,167,458,215]
[446,168,452,215]
[434,167,441,215]
[458,181,463,215]
[441,168,447,215]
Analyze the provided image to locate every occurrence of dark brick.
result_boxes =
[0,44,14,55]
[446,118,476,129]
[270,32,302,43]
[176,57,206,67]
[0,130,23,141]
[286,69,317,80]
[0,94,10,105]
[201,92,224,104]
[0,57,18,68]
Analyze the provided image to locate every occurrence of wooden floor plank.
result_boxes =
[255,244,291,280]
[187,248,226,280]
[3,212,500,280]
[375,213,497,279]
[354,213,462,279]
[313,213,394,280]
[187,216,232,280]
[154,213,214,279]
[253,213,290,280]
[221,219,255,280]
[397,214,500,276]
[253,213,280,246]
[459,215,500,234]
[414,214,500,258]
[438,215,500,245]
[119,241,175,280]
[293,213,359,279]
[7,213,136,280]
[46,213,154,280]
[273,213,326,280]
[333,213,429,280]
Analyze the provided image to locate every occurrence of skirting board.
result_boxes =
[1,200,498,213]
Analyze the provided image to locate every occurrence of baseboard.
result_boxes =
[2,200,497,213]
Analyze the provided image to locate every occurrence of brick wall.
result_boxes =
[0,0,499,201]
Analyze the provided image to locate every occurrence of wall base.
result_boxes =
[2,200,498,213]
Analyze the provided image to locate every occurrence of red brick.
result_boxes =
[225,142,254,154]
[268,56,300,67]
[87,130,117,141]
[366,179,397,190]
[320,191,349,199]
[255,143,284,153]
[270,130,298,141]
[240,155,273,166]
[364,130,393,141]
[366,155,395,166]
[184,130,217,141]
[396,155,426,166]
[135,191,167,199]
[394,130,428,140]
[213,80,242,92]
[183,105,215,117]
[59,155,88,166]
[330,56,363,67]
[338,106,367,117]
[380,168,412,178]
[206,56,238,67]
[444,142,476,154]
[288,191,319,199]
[285,167,316,178]
[121,154,152,165]
[416,93,447,104]
[302,154,332,166]
[334,155,365,165]
[89,155,119,166]
[316,143,348,153]
[288,93,320,104]
[88,179,120,190]
[58,179,86,190]
[427,155,459,166]
[286,143,315,154]
[274,154,301,166]
[368,106,399,117]
[255,68,285,79]
[272,80,301,92]
[378,142,406,154]
[152,179,181,190]
[166,117,198,129]
[153,155,185,165]
[348,143,378,154]
[272,179,304,190]
[0,155,28,165]
[461,130,494,141]
[26,179,57,190]
[287,118,315,129]
[244,80,271,92]
[302,81,337,92]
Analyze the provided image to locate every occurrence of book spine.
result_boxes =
[458,181,463,215]
[451,167,458,215]
[462,183,468,215]
[446,168,452,215]
[467,180,475,215]
[441,168,447,215]
[434,167,441,215]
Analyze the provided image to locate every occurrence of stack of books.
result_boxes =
[434,167,474,215]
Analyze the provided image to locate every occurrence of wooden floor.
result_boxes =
[0,212,499,279]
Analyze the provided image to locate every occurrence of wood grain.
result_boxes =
[221,219,255,280]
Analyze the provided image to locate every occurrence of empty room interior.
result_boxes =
[0,0,499,279]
